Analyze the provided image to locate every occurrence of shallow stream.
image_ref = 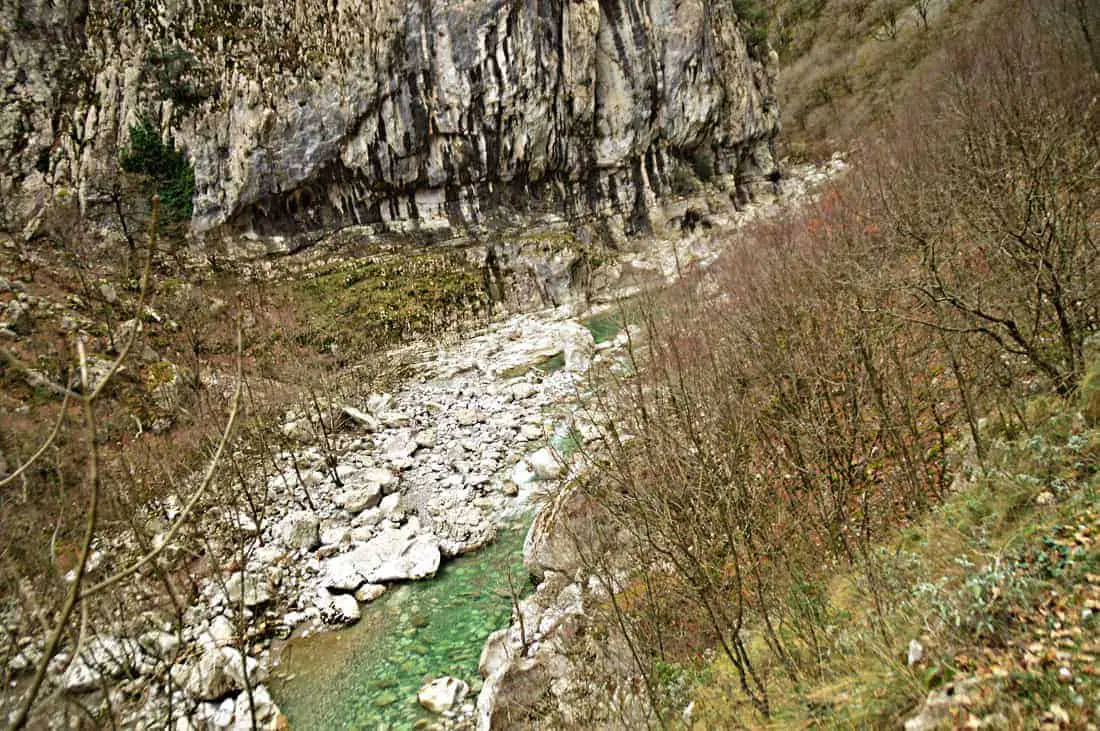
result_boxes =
[269,524,531,729]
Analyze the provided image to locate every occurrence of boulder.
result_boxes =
[320,526,351,546]
[527,448,563,480]
[559,322,596,372]
[511,459,536,486]
[367,393,395,413]
[139,630,180,659]
[70,356,118,392]
[224,571,273,608]
[276,510,320,551]
[3,300,31,336]
[233,684,279,730]
[382,433,418,461]
[519,424,543,441]
[360,467,397,492]
[372,532,442,583]
[99,282,118,304]
[904,679,985,731]
[379,410,411,428]
[455,409,481,427]
[62,636,146,693]
[418,676,469,713]
[322,552,369,592]
[316,590,361,624]
[378,493,402,517]
[414,428,438,448]
[180,647,260,701]
[338,484,381,513]
[342,405,380,431]
[207,615,235,646]
[320,526,441,590]
[211,697,235,727]
[354,583,387,602]
[510,382,538,401]
[115,317,142,345]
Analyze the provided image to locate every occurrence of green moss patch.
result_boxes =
[291,252,487,354]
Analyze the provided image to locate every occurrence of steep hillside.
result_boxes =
[769,0,1099,159]
[1,0,1096,729]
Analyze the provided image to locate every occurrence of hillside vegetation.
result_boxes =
[562,1,1099,727]
[768,0,1099,160]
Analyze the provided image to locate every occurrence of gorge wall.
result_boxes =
[2,0,779,252]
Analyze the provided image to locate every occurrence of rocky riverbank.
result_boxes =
[4,306,617,729]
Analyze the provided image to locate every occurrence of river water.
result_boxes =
[269,523,531,729]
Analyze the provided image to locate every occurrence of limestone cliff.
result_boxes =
[2,0,778,249]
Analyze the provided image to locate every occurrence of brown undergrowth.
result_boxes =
[565,3,1098,726]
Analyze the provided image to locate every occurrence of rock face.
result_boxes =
[3,0,778,249]
[523,485,592,581]
[479,467,650,728]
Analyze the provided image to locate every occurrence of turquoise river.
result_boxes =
[269,522,531,729]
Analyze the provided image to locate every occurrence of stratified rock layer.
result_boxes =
[2,0,778,246]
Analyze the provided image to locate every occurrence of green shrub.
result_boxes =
[914,557,1034,643]
[691,148,715,182]
[145,43,211,111]
[732,0,770,59]
[120,117,195,222]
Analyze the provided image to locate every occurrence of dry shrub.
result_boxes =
[573,0,1098,721]
[879,3,1099,395]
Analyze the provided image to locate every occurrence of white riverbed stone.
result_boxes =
[415,428,438,448]
[178,647,260,701]
[528,447,563,480]
[276,510,320,551]
[224,571,273,607]
[342,405,380,431]
[62,636,146,693]
[316,591,361,624]
[320,525,441,590]
[359,467,397,492]
[354,583,387,602]
[418,676,469,713]
[338,484,381,513]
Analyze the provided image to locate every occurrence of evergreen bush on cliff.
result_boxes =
[120,116,195,222]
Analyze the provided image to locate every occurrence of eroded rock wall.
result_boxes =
[2,0,778,248]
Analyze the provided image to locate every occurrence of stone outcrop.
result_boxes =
[418,676,470,713]
[3,0,779,250]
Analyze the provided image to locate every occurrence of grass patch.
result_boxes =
[290,251,487,353]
